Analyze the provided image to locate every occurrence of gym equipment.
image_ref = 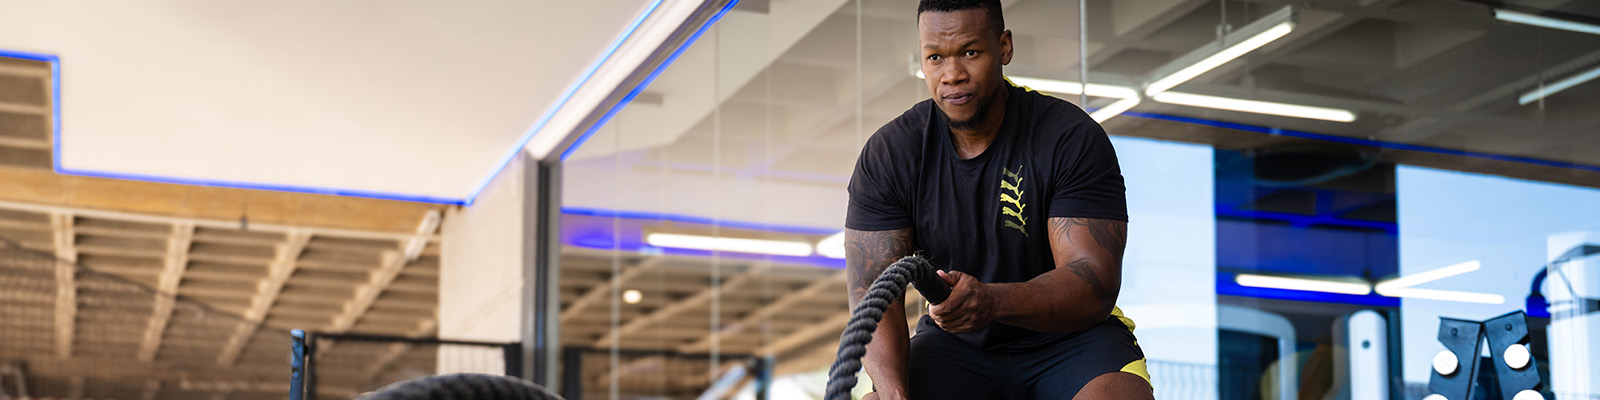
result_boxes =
[1424,311,1546,400]
[824,254,952,400]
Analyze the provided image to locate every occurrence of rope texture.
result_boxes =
[353,373,561,400]
[824,254,948,400]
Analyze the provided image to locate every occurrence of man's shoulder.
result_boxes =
[864,99,937,153]
[1009,82,1101,144]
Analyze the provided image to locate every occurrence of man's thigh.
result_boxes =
[1024,318,1152,399]
[907,331,1005,400]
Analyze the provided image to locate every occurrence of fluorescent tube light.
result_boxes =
[1373,260,1504,304]
[817,232,846,259]
[1518,64,1600,105]
[1494,9,1600,36]
[1153,92,1357,122]
[1090,98,1141,123]
[1375,287,1505,304]
[1144,6,1298,97]
[912,70,1138,100]
[645,233,814,257]
[1375,260,1478,292]
[1008,76,1140,99]
[1235,274,1372,295]
[1146,22,1293,96]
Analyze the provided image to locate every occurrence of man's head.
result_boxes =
[918,0,1011,132]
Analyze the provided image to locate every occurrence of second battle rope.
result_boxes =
[824,254,952,400]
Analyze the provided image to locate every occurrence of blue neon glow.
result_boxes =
[0,49,61,175]
[561,0,741,161]
[465,0,668,205]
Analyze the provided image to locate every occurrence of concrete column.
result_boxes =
[436,154,561,386]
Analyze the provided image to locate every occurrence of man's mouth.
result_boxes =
[943,92,974,106]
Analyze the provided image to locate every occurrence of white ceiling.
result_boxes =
[0,0,670,203]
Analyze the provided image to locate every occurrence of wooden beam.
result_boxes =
[0,167,445,235]
[559,256,662,324]
[680,271,843,353]
[0,102,48,116]
[50,212,75,359]
[137,223,195,362]
[0,137,50,150]
[362,318,439,380]
[66,376,84,399]
[140,379,161,400]
[216,231,311,366]
[328,211,441,333]
[760,312,849,357]
[592,264,768,348]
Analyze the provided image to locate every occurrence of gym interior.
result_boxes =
[1,0,1598,399]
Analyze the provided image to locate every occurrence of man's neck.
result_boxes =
[949,86,1008,160]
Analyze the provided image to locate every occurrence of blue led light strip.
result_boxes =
[1124,111,1600,174]
[465,0,670,205]
[560,0,741,161]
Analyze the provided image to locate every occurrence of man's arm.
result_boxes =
[930,217,1125,334]
[844,227,916,400]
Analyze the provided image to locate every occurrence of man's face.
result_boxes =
[918,9,1012,131]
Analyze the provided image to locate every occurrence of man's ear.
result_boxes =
[999,29,1014,66]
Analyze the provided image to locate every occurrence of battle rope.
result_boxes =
[353,373,560,400]
[824,254,951,400]
[350,255,948,400]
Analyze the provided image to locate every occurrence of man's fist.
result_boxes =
[928,270,998,333]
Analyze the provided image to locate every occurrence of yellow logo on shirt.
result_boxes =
[1001,165,1027,236]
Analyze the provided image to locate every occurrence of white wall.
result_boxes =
[438,157,529,373]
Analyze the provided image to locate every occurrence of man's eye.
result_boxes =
[928,54,942,62]
[965,50,979,57]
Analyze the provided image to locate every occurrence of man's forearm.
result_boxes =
[988,261,1117,334]
[862,296,910,397]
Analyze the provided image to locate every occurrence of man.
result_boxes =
[843,0,1153,399]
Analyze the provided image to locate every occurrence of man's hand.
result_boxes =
[928,270,999,333]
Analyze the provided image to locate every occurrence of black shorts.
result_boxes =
[906,316,1150,399]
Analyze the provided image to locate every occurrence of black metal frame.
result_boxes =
[288,330,521,400]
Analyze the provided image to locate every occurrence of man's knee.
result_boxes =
[1070,371,1152,400]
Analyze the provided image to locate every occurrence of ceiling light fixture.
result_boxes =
[1517,64,1600,105]
[1374,260,1505,304]
[1144,6,1297,97]
[914,68,1143,122]
[645,233,814,257]
[622,289,643,304]
[1153,92,1357,122]
[1235,274,1372,295]
[817,232,846,259]
[1089,98,1142,123]
[1493,9,1600,36]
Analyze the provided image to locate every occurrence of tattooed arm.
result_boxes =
[845,227,916,400]
[930,217,1125,334]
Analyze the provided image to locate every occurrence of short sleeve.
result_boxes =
[845,129,915,231]
[1048,120,1128,221]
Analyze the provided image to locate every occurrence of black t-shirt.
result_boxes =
[845,80,1128,352]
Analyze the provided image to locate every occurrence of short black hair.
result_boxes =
[917,0,1005,37]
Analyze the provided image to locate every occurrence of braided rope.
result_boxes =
[347,255,945,400]
[353,373,561,400]
[824,254,949,400]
